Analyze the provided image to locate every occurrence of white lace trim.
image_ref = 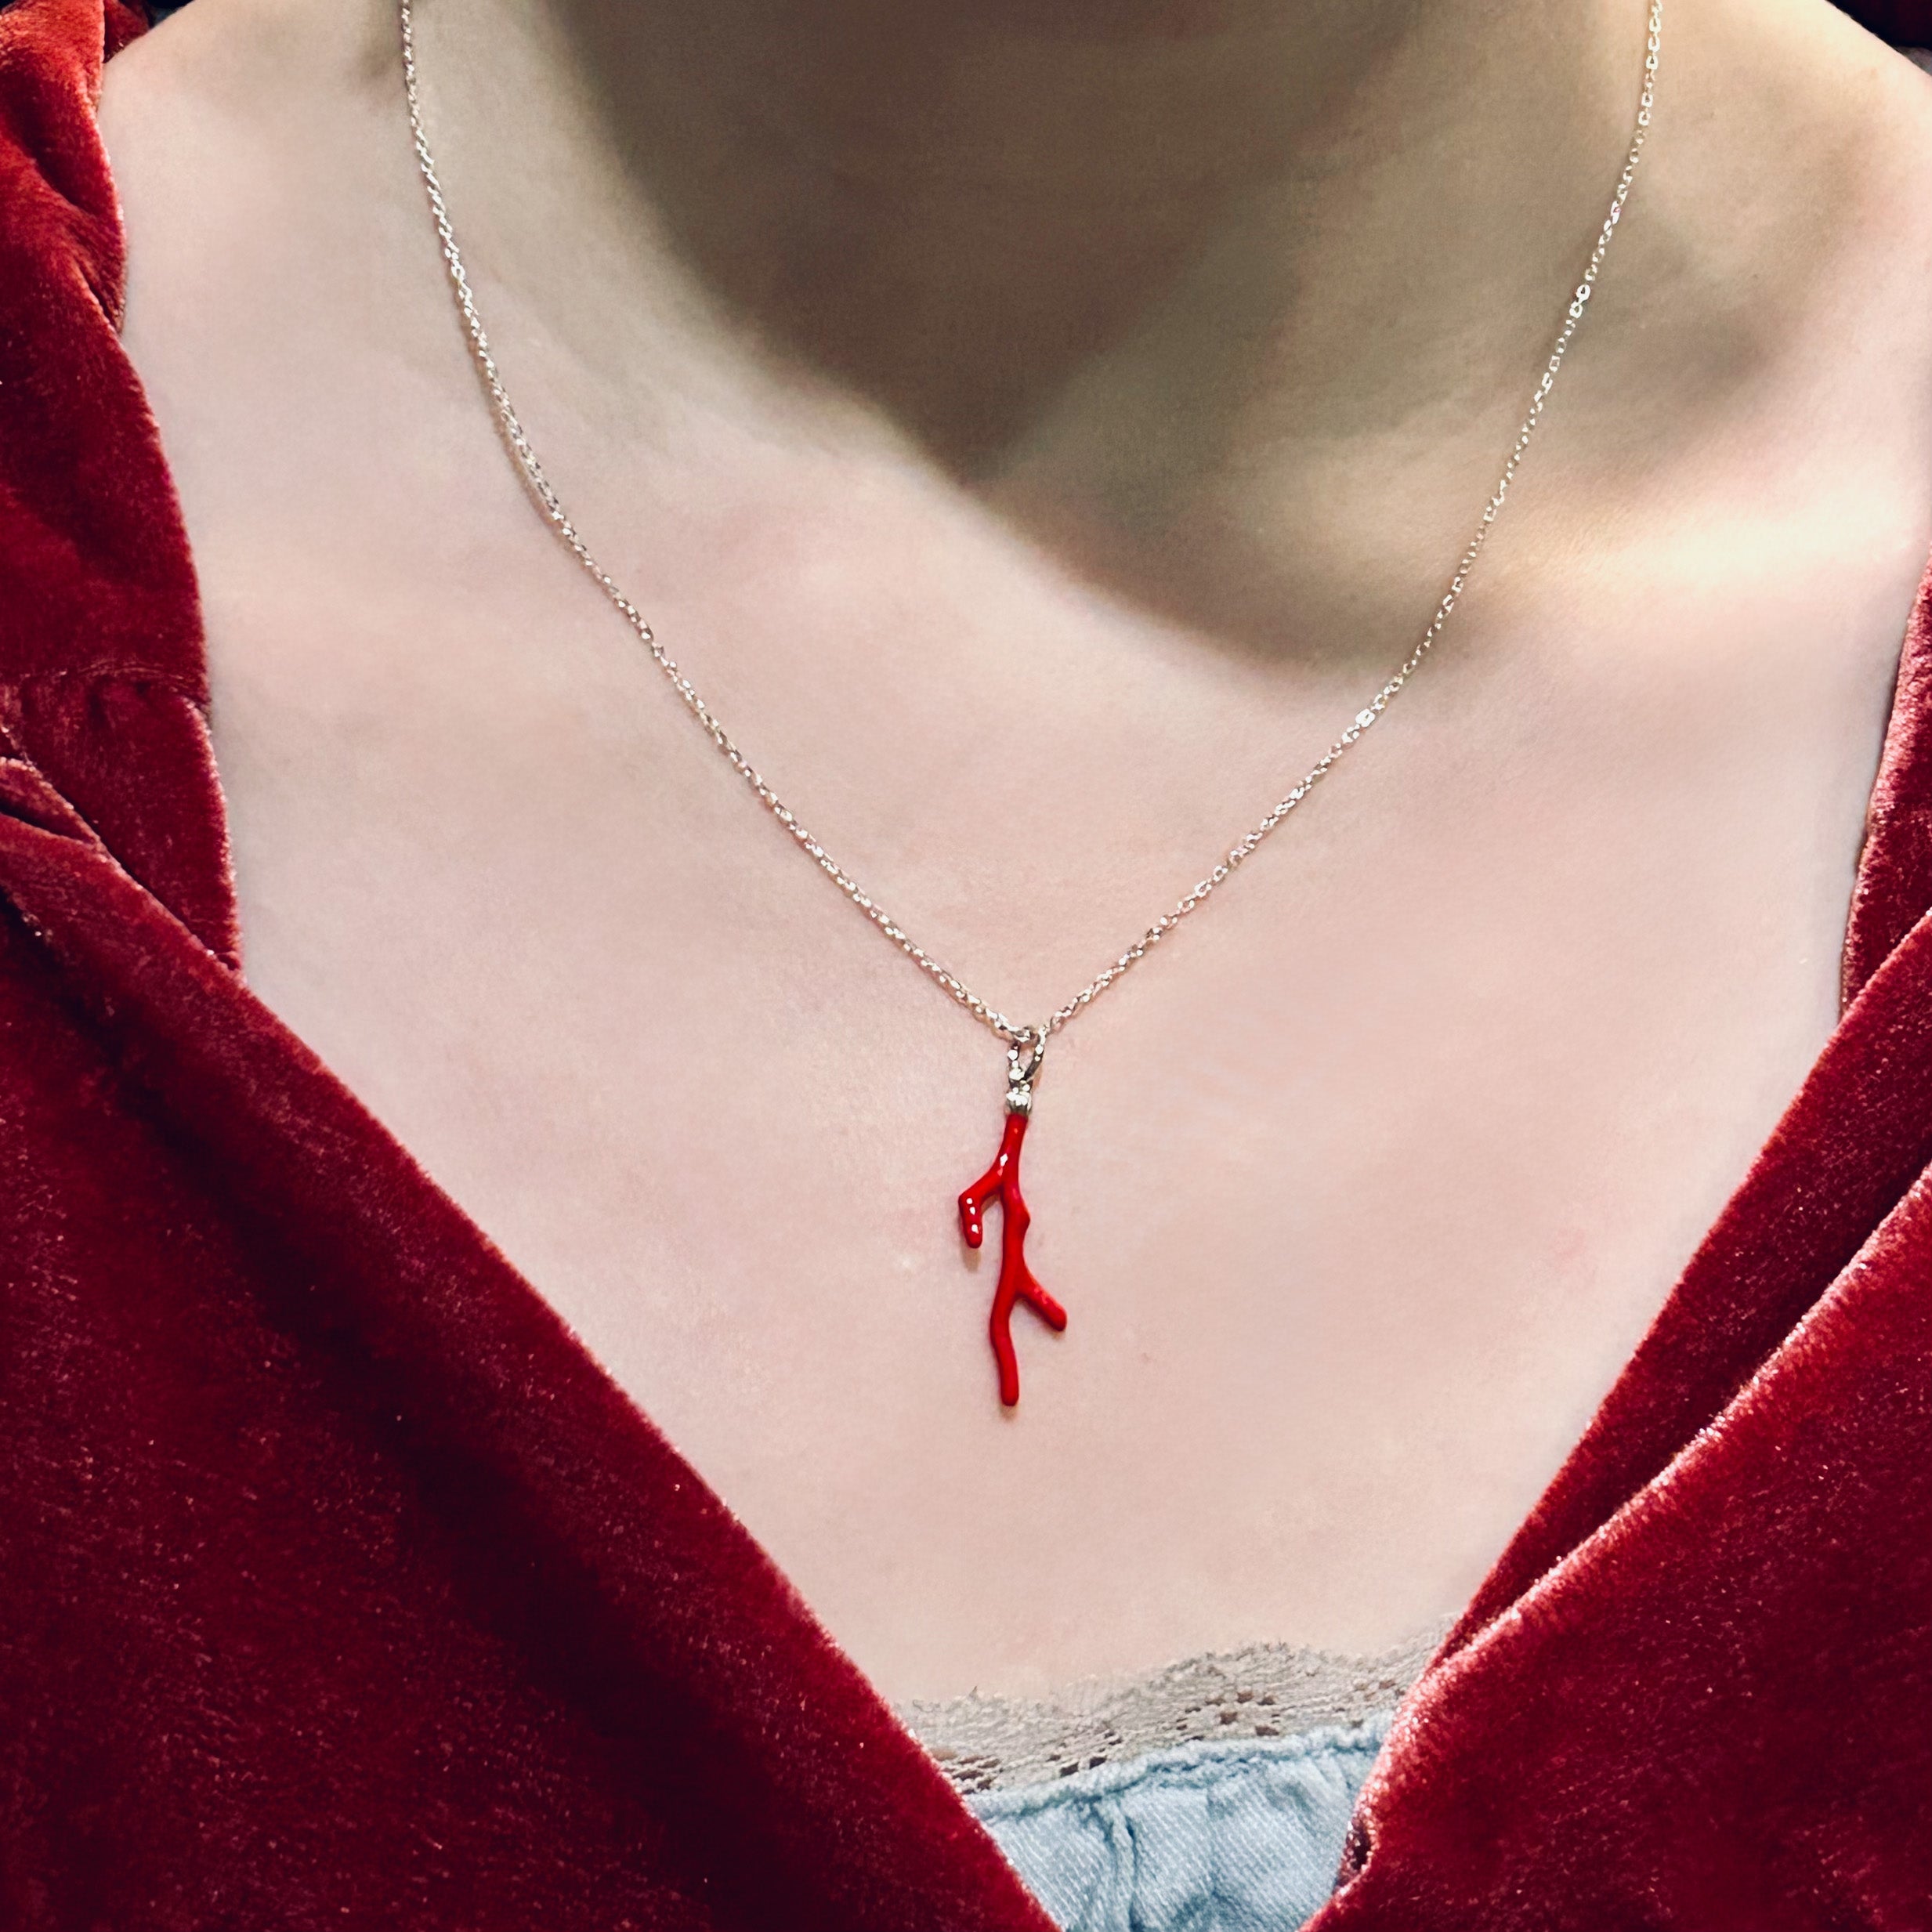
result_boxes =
[899,1626,1444,1795]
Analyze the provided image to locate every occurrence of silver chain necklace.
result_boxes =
[397,0,1662,1404]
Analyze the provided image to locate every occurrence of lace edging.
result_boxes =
[899,1626,1443,1794]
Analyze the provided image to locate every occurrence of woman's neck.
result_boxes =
[444,0,1649,473]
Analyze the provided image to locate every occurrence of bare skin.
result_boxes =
[99,0,1932,1702]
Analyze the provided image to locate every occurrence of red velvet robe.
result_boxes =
[2,1,1928,1925]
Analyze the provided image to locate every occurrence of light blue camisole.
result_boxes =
[971,1717,1388,1932]
[903,1634,1430,1932]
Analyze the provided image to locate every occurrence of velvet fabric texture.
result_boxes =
[1,1,1928,1926]
[1851,2,1932,42]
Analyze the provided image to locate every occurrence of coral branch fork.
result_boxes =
[958,1099,1067,1408]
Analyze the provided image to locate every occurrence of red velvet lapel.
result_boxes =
[1,2,1052,1923]
[1310,555,1932,1928]
[1318,715,1932,1926]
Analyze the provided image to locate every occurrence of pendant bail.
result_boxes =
[1004,1026,1047,1116]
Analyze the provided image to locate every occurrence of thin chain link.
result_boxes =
[398,0,1661,1051]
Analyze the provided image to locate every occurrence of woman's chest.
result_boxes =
[104,15,1932,1697]
[190,439,1908,1702]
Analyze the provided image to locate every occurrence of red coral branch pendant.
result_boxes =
[957,1032,1066,1406]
